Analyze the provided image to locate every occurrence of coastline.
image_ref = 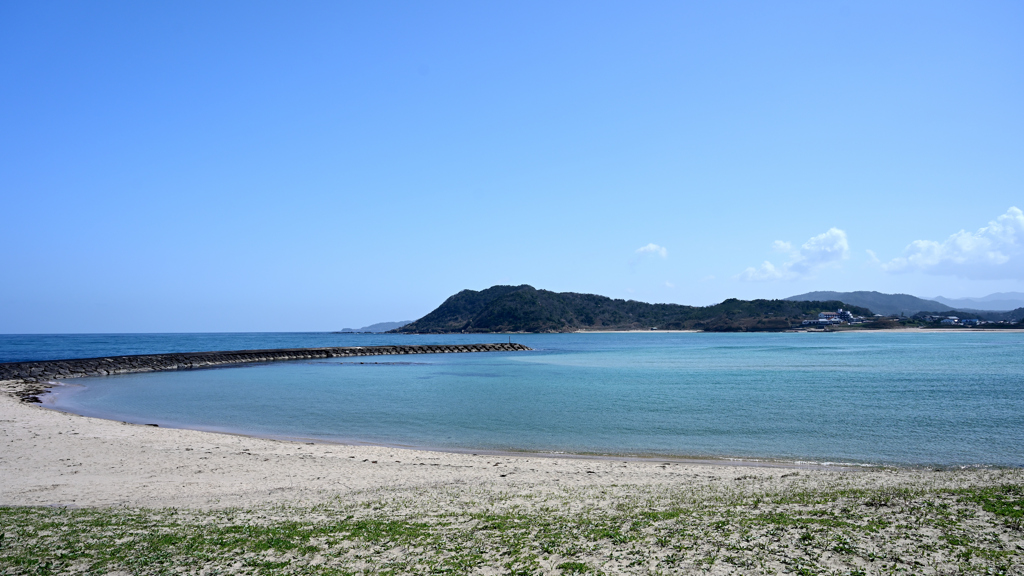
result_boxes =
[14,329,1024,473]
[39,378,1008,471]
[4,336,1023,573]
[36,386,864,471]
[4,390,1023,574]
[3,389,1020,509]
[1,391,824,509]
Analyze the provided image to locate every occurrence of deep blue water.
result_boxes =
[7,332,1023,467]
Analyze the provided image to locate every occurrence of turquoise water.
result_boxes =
[24,332,1024,467]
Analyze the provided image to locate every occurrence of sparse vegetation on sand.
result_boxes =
[3,476,1022,575]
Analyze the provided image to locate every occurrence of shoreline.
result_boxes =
[2,392,836,509]
[4,391,1023,574]
[36,381,997,472]
[3,391,1018,508]
[37,390,866,472]
[4,383,1019,510]
[37,383,872,473]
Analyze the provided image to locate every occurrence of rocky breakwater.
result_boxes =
[0,343,532,403]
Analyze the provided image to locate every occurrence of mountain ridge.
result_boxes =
[930,292,1024,311]
[785,291,951,316]
[395,285,872,333]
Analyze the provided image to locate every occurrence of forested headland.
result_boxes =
[394,285,872,333]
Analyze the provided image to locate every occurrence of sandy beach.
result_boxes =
[3,390,1023,574]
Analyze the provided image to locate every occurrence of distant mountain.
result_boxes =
[785,291,951,316]
[394,285,872,333]
[930,292,1024,312]
[337,321,412,333]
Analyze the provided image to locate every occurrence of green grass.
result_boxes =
[1,482,1022,575]
[959,484,1024,528]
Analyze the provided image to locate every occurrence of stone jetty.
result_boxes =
[0,343,532,402]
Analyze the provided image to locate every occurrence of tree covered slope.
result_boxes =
[395,285,873,333]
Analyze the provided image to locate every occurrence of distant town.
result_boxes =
[800,309,863,326]
[801,308,1019,329]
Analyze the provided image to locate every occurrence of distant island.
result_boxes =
[336,321,412,333]
[393,285,873,333]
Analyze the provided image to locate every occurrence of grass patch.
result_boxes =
[1,482,1021,575]
[557,560,592,573]
[959,484,1024,529]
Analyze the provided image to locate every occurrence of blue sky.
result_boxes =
[2,1,1022,332]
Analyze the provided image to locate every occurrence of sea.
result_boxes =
[3,332,1022,468]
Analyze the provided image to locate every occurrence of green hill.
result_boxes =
[395,285,873,333]
[785,291,951,316]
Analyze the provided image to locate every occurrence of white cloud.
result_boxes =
[738,228,849,281]
[635,243,668,258]
[740,261,784,281]
[789,228,849,275]
[664,281,675,288]
[881,207,1024,279]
